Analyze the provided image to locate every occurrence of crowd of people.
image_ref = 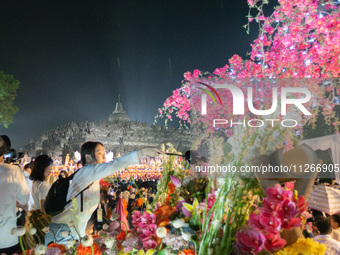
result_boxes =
[303,215,340,254]
[0,134,161,254]
[3,133,340,255]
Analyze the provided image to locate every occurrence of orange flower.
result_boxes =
[76,242,102,255]
[155,204,176,225]
[167,182,176,195]
[135,198,145,207]
[178,249,195,255]
[48,243,66,252]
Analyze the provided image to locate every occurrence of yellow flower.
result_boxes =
[138,250,145,255]
[275,238,326,255]
[145,249,157,255]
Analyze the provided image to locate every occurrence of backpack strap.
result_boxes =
[65,168,94,212]
[66,183,93,211]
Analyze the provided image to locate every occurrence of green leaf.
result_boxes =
[189,212,200,231]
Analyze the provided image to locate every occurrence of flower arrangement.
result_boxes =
[236,184,308,253]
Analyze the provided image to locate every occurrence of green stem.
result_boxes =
[19,236,26,255]
[201,179,212,234]
[91,245,94,255]
[192,239,198,255]
[158,239,163,252]
[119,220,128,237]
[34,232,41,244]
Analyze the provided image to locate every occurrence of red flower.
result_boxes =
[281,217,302,230]
[297,195,308,213]
[76,242,102,255]
[116,230,126,241]
[47,243,66,252]
[263,232,286,251]
[178,249,196,255]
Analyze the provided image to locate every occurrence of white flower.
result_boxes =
[68,220,75,228]
[81,235,94,247]
[102,223,109,231]
[34,244,46,255]
[156,227,167,238]
[65,240,76,249]
[29,227,37,235]
[172,218,185,229]
[10,226,26,236]
[42,227,50,234]
[61,231,69,238]
[104,236,115,249]
[181,232,192,241]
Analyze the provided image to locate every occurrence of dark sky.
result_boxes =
[0,0,274,150]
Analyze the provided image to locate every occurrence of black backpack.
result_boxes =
[44,169,92,216]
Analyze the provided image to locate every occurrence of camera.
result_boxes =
[3,149,23,164]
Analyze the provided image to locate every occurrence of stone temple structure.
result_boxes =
[20,99,191,164]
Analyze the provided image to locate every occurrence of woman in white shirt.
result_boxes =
[24,155,53,248]
[45,141,161,246]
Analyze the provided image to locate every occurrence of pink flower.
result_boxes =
[266,184,292,203]
[107,220,120,233]
[247,0,255,6]
[192,69,201,78]
[184,71,192,80]
[170,175,181,187]
[182,206,192,218]
[206,190,216,210]
[140,212,156,225]
[263,232,286,251]
[248,213,265,231]
[237,230,265,254]
[143,238,157,250]
[131,211,142,226]
[278,199,299,219]
[142,224,157,237]
[261,198,280,213]
[259,213,281,232]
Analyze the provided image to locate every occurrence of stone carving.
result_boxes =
[20,99,191,164]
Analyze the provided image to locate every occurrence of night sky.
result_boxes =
[0,0,275,150]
